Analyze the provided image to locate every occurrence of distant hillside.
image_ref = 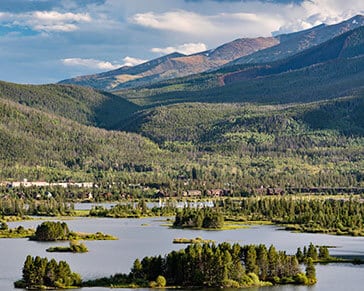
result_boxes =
[119,26,364,106]
[119,95,364,145]
[0,81,139,129]
[229,14,364,66]
[0,98,165,180]
[59,38,279,91]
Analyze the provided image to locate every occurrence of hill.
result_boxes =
[0,97,166,181]
[59,38,279,91]
[0,81,139,129]
[120,94,364,144]
[117,94,364,188]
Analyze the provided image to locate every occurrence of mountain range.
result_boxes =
[59,15,364,92]
[0,15,363,189]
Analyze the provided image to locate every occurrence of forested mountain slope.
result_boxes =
[0,81,139,129]
[116,94,364,188]
[120,94,364,144]
[0,97,165,181]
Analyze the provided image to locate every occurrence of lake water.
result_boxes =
[1,217,364,290]
[73,200,215,210]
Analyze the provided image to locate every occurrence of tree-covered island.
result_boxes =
[83,242,317,288]
[29,221,117,241]
[14,256,81,289]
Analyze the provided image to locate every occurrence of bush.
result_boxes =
[293,273,308,285]
[221,279,240,288]
[156,275,166,287]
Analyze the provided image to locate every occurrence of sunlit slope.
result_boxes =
[0,81,139,129]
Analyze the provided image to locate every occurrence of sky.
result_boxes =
[0,0,363,84]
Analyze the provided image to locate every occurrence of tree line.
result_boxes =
[224,196,364,236]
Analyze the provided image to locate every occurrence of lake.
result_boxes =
[1,217,364,290]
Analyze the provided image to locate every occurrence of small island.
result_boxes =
[30,221,117,241]
[173,237,214,244]
[46,240,88,253]
[0,221,34,238]
[14,255,81,289]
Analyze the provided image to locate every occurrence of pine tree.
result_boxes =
[256,244,269,280]
[305,258,317,285]
[245,245,259,274]
[268,245,278,278]
[131,258,144,280]
[307,243,318,260]
[295,247,304,263]
[22,255,35,286]
[44,259,58,287]
[318,246,330,260]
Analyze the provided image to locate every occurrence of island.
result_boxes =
[83,242,317,288]
[172,237,214,244]
[46,240,88,253]
[0,222,34,238]
[30,221,117,241]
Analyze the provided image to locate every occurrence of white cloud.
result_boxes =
[277,0,364,33]
[301,0,364,24]
[130,9,284,38]
[62,58,121,70]
[0,11,91,32]
[32,11,91,23]
[122,56,147,66]
[131,10,214,35]
[61,56,147,70]
[151,42,207,55]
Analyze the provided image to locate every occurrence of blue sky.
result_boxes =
[0,0,363,84]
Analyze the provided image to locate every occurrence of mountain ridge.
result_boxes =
[116,25,364,107]
[59,37,279,91]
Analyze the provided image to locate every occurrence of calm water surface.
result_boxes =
[1,217,364,290]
